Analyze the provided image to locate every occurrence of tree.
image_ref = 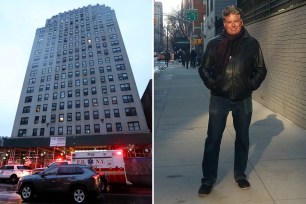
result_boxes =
[165,8,192,51]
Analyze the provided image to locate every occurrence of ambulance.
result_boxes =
[71,150,131,191]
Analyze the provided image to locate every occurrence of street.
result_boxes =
[0,182,152,204]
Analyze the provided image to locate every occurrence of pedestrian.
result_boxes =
[190,49,197,68]
[184,50,191,69]
[198,5,267,196]
[181,51,186,67]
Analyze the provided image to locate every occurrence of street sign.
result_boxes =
[187,9,198,21]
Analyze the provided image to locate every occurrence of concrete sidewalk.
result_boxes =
[154,61,306,204]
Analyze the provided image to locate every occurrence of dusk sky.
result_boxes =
[0,0,153,137]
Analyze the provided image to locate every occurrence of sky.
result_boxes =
[0,0,153,137]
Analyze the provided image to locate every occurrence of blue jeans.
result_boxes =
[201,95,252,185]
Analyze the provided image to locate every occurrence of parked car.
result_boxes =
[0,164,32,184]
[16,164,102,203]
[32,160,71,174]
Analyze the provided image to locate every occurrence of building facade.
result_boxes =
[11,4,149,139]
[154,1,164,52]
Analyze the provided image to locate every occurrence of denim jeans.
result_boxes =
[201,95,252,185]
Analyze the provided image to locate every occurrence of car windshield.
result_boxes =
[1,166,14,170]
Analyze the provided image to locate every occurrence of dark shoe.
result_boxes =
[236,178,251,190]
[198,183,213,196]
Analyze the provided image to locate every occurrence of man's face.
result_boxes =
[223,14,243,35]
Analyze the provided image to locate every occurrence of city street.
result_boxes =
[0,182,152,204]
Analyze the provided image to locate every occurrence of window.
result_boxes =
[67,113,72,121]
[93,110,99,119]
[83,78,88,85]
[114,55,123,62]
[76,112,81,121]
[128,121,140,131]
[83,88,88,96]
[118,73,128,80]
[114,109,120,117]
[25,96,32,103]
[106,123,112,132]
[60,91,65,98]
[41,115,46,123]
[116,64,126,71]
[76,125,81,134]
[125,107,137,116]
[18,129,27,137]
[51,114,56,123]
[108,75,113,82]
[91,87,97,95]
[110,85,115,92]
[67,126,72,135]
[110,96,117,104]
[67,101,72,109]
[102,86,107,94]
[37,94,42,101]
[52,103,56,111]
[90,77,96,84]
[104,109,110,118]
[54,83,58,89]
[84,111,90,120]
[116,123,122,132]
[39,85,44,91]
[100,76,105,83]
[50,127,55,135]
[59,114,64,122]
[94,124,100,133]
[120,83,131,91]
[32,128,38,136]
[68,90,72,97]
[39,128,45,136]
[92,98,98,106]
[61,82,65,88]
[58,127,63,135]
[22,106,31,113]
[75,89,80,97]
[20,117,29,125]
[99,67,104,73]
[84,99,89,107]
[75,100,80,108]
[103,97,109,105]
[85,125,90,134]
[43,104,48,111]
[60,102,64,110]
[123,95,134,103]
[26,87,34,93]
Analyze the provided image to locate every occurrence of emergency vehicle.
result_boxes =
[71,150,131,191]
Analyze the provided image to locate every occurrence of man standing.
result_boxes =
[198,5,267,196]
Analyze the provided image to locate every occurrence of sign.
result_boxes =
[50,137,66,147]
[187,9,198,21]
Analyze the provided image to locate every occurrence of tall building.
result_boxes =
[11,4,150,141]
[154,1,164,52]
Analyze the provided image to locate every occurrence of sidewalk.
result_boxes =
[154,61,306,204]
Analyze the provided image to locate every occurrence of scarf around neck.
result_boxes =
[216,27,245,70]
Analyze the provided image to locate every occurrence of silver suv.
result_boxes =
[16,164,102,203]
[0,164,32,184]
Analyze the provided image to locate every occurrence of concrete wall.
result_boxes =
[246,3,306,129]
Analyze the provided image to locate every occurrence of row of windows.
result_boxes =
[29,73,128,87]
[36,47,122,63]
[22,95,134,114]
[20,107,137,125]
[32,54,123,69]
[30,64,126,78]
[17,121,141,137]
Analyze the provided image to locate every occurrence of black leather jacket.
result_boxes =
[198,29,267,100]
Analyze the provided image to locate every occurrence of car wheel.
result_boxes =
[72,187,87,203]
[20,184,34,201]
[9,175,18,184]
